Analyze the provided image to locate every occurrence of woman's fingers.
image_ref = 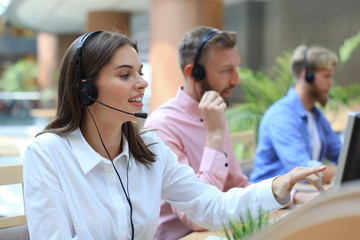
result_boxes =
[316,171,325,185]
[272,166,327,201]
[289,166,326,184]
[304,171,326,194]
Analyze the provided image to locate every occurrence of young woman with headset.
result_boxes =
[23,31,326,240]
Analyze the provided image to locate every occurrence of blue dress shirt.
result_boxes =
[250,87,342,182]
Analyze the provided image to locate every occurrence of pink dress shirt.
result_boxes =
[144,87,251,240]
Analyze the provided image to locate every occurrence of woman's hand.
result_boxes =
[272,166,326,204]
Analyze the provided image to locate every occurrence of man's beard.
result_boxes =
[311,84,329,107]
[200,78,232,104]
[318,94,329,107]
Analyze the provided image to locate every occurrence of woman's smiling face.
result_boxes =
[93,44,148,123]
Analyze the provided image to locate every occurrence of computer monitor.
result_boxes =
[333,111,360,187]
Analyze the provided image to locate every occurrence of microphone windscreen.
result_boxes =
[134,113,148,119]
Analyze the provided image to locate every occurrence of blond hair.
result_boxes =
[290,45,339,80]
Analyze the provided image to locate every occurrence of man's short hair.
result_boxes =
[178,26,237,76]
[290,45,339,80]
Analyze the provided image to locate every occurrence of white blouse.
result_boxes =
[23,128,285,240]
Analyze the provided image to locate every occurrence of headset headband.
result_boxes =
[192,29,220,81]
[304,47,315,84]
[193,29,220,66]
[75,31,103,85]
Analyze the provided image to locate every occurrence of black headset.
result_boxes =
[192,29,220,81]
[76,31,103,106]
[304,48,315,84]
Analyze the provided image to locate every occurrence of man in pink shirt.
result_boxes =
[144,26,302,240]
[144,26,250,240]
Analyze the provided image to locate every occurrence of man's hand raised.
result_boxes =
[199,91,227,152]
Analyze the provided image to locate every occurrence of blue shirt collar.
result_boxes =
[287,87,321,119]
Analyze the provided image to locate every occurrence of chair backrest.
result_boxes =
[249,180,360,240]
[0,164,29,239]
[230,130,256,164]
[230,131,256,177]
[0,136,20,156]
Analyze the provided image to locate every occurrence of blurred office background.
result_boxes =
[1,0,360,218]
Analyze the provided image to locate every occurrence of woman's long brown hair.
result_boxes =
[39,31,156,167]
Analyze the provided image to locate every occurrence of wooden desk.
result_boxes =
[180,208,292,240]
[180,183,326,240]
[180,229,225,240]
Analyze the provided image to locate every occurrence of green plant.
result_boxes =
[239,51,293,118]
[337,30,360,78]
[226,106,259,133]
[223,207,269,240]
[323,30,360,121]
[0,58,39,92]
[226,51,294,136]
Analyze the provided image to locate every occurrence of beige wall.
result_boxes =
[87,11,130,35]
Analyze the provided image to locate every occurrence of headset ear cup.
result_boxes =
[79,81,98,106]
[192,64,206,81]
[303,48,314,84]
[305,72,315,84]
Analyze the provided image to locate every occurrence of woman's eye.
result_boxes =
[139,72,144,76]
[120,73,130,79]
[221,69,232,74]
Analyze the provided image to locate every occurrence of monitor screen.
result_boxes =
[334,112,360,187]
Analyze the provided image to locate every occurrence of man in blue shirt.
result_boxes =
[250,45,342,183]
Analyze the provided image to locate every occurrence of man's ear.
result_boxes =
[184,64,196,82]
